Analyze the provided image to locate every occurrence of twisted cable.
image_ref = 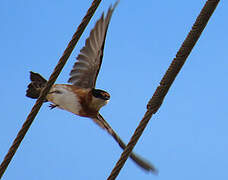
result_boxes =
[107,1,220,179]
[0,0,102,178]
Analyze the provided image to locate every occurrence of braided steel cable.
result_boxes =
[107,1,220,179]
[0,0,102,179]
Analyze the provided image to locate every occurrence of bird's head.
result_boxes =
[90,89,110,110]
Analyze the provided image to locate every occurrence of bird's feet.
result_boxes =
[49,103,58,110]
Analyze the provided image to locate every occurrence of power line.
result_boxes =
[107,0,220,179]
[0,0,102,179]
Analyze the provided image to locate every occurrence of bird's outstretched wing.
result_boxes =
[92,113,158,173]
[68,2,118,88]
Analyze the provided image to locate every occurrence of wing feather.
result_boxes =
[91,113,158,173]
[68,2,118,88]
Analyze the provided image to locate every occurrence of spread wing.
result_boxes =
[91,113,157,173]
[68,2,118,88]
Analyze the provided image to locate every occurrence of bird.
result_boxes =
[26,1,157,173]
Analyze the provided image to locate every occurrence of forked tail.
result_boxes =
[26,71,47,99]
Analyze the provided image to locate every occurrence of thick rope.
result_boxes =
[0,0,102,179]
[107,1,220,179]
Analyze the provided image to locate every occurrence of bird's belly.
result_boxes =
[47,85,81,115]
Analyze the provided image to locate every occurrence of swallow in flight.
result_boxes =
[26,1,157,173]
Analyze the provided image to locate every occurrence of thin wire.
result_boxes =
[107,0,220,179]
[0,0,102,179]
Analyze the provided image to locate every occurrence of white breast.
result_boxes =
[47,85,81,115]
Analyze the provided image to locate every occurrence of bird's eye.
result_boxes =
[102,92,110,100]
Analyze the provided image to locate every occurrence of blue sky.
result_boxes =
[1,0,228,179]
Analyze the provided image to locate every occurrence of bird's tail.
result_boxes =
[94,114,158,174]
[26,71,47,99]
